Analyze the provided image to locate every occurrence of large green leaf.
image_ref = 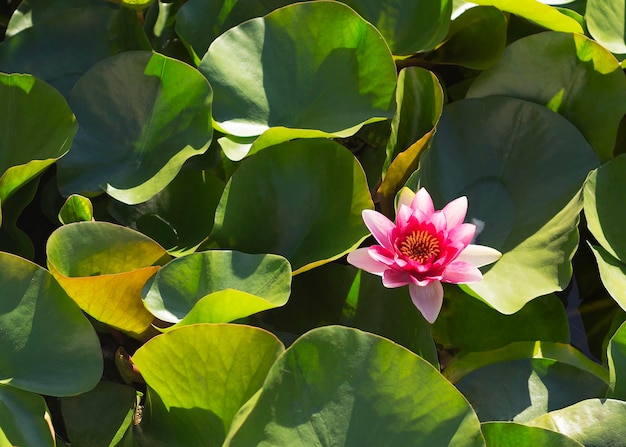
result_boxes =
[175,0,293,62]
[6,0,99,37]
[132,324,284,447]
[0,385,54,447]
[467,32,626,162]
[468,0,583,33]
[525,399,626,446]
[108,169,224,256]
[199,1,396,140]
[340,0,452,55]
[57,51,214,205]
[47,221,169,337]
[589,244,626,312]
[142,250,291,323]
[585,0,626,55]
[0,178,38,260]
[225,326,484,446]
[0,252,102,396]
[455,355,607,422]
[61,381,137,447]
[433,286,569,355]
[0,4,150,96]
[408,96,599,314]
[584,155,626,262]
[481,422,583,446]
[426,6,506,70]
[607,320,626,400]
[208,139,373,274]
[0,73,76,204]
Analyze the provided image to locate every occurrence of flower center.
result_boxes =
[399,230,440,263]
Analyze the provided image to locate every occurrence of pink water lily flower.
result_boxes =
[347,187,501,323]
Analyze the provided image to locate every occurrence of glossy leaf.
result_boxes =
[6,0,99,37]
[589,244,626,312]
[47,221,168,337]
[225,326,484,446]
[408,96,599,314]
[58,194,93,224]
[61,381,137,447]
[0,73,76,203]
[525,398,626,446]
[0,252,102,396]
[208,139,374,274]
[340,0,452,55]
[454,348,608,422]
[467,32,626,161]
[607,320,626,400]
[584,155,626,262]
[142,250,291,323]
[57,51,214,204]
[378,67,443,201]
[0,385,54,447]
[482,422,583,446]
[585,0,626,55]
[199,1,396,140]
[433,286,569,355]
[175,0,293,62]
[132,324,284,447]
[108,169,224,256]
[0,5,150,96]
[469,0,583,33]
[427,6,506,69]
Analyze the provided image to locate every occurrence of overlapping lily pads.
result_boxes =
[57,50,214,204]
[208,139,373,274]
[199,1,396,149]
[0,385,54,447]
[408,96,599,314]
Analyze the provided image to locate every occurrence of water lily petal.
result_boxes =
[347,248,388,275]
[362,210,395,250]
[382,269,412,288]
[442,196,468,230]
[395,204,413,228]
[447,223,476,247]
[409,281,443,323]
[429,210,448,234]
[441,261,483,283]
[411,187,435,216]
[396,187,415,211]
[456,244,502,267]
[368,245,396,266]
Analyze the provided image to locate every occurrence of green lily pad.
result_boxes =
[0,385,54,447]
[589,244,626,312]
[0,4,150,96]
[340,0,452,55]
[6,0,100,37]
[469,0,583,33]
[208,139,373,274]
[142,250,291,323]
[525,398,626,446]
[408,96,599,314]
[0,73,76,204]
[607,320,626,400]
[199,1,396,139]
[482,422,583,446]
[47,221,169,337]
[584,155,626,262]
[0,178,38,260]
[0,252,102,396]
[225,326,484,446]
[58,194,93,224]
[433,286,569,355]
[61,381,137,447]
[467,32,626,162]
[57,51,214,205]
[132,324,284,447]
[585,0,626,55]
[175,0,293,62]
[108,169,224,256]
[426,6,506,70]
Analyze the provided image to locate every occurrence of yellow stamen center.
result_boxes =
[399,230,440,263]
